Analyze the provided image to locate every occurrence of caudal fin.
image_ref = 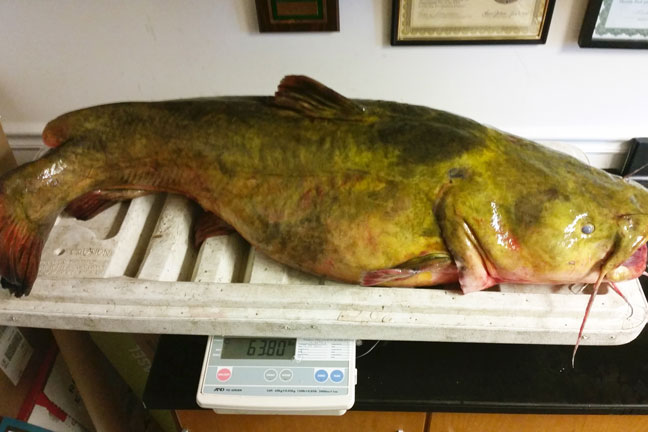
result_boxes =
[0,192,47,297]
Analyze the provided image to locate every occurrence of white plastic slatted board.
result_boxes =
[0,191,644,345]
[0,141,646,345]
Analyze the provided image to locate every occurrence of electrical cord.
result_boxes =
[355,340,381,359]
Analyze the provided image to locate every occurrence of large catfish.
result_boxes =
[1,76,647,355]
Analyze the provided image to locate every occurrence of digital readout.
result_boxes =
[221,338,296,360]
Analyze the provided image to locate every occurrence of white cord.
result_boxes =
[356,340,381,359]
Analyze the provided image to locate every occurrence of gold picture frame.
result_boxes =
[392,0,555,45]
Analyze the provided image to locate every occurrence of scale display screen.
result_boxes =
[221,337,296,360]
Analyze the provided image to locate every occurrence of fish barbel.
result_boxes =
[2,76,648,347]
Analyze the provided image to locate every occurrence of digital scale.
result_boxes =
[197,336,356,415]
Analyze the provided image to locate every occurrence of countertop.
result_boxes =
[143,277,648,414]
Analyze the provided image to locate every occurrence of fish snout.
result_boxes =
[604,214,648,281]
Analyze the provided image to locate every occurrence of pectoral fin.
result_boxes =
[194,211,236,247]
[435,194,498,293]
[361,253,456,287]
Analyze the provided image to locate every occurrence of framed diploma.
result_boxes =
[579,0,648,48]
[391,0,556,45]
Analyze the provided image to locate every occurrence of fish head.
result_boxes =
[499,173,648,284]
[602,213,648,281]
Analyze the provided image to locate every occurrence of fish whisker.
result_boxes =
[572,275,604,368]
[608,281,634,319]
[623,161,648,180]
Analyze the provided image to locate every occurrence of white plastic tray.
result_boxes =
[0,142,646,345]
[0,191,645,346]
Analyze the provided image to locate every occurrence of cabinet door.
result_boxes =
[426,413,648,432]
[177,410,426,432]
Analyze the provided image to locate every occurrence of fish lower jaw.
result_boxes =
[605,265,642,282]
[605,244,647,282]
[461,269,635,289]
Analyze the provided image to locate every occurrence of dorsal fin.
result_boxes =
[274,75,366,120]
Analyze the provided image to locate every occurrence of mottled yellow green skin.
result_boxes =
[3,88,648,293]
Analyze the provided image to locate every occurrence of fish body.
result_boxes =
[1,76,648,301]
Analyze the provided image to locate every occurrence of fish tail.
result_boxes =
[0,189,50,297]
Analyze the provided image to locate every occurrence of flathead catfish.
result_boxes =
[1,75,648,310]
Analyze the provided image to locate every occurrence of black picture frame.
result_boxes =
[391,0,556,46]
[255,0,339,33]
[579,0,648,49]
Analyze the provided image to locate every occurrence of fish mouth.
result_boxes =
[606,243,647,281]
[603,214,648,282]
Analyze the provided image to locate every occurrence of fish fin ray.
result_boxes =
[274,75,367,120]
[361,268,418,286]
[65,191,119,220]
[435,194,497,293]
[65,189,151,220]
[361,253,454,286]
[194,211,236,248]
[397,252,453,270]
[0,193,49,297]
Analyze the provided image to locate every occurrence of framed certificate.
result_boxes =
[391,0,556,45]
[579,0,648,48]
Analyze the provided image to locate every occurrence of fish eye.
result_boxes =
[581,223,595,234]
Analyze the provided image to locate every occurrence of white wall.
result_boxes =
[1,1,647,161]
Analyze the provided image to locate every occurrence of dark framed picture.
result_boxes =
[391,0,556,45]
[579,0,648,48]
[255,0,339,32]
